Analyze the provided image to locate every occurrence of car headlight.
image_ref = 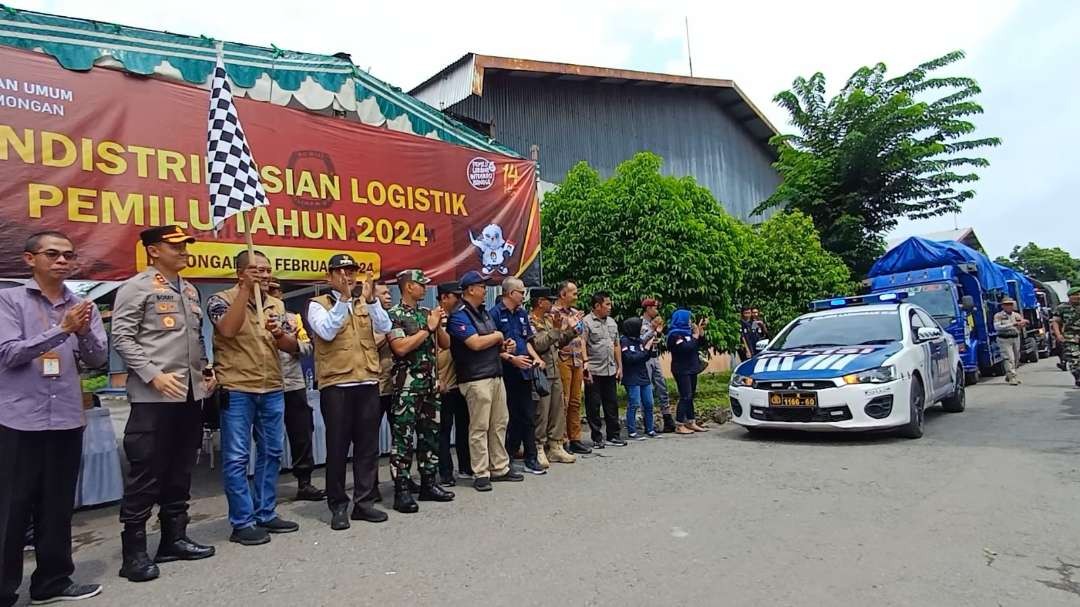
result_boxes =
[730,374,754,387]
[842,365,897,385]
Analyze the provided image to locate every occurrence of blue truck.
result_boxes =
[866,237,1006,384]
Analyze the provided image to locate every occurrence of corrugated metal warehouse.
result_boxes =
[411,54,781,220]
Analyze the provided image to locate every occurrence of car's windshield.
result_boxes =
[903,283,958,326]
[772,310,902,350]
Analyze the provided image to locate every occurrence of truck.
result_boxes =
[866,237,1006,385]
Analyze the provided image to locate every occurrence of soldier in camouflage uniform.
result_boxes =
[387,269,455,513]
[1052,287,1080,388]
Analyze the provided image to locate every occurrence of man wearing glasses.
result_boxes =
[306,255,392,530]
[0,230,106,605]
[111,226,216,582]
[207,250,300,546]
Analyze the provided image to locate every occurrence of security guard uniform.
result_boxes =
[111,225,214,582]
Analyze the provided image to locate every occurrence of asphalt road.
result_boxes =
[16,358,1080,606]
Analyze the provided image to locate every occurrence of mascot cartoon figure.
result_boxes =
[469,224,515,275]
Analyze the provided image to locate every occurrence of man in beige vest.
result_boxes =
[207,250,300,546]
[306,254,392,530]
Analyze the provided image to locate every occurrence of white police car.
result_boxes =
[729,293,965,438]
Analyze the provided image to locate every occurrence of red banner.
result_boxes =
[0,46,541,284]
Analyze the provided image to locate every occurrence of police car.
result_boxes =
[729,293,965,438]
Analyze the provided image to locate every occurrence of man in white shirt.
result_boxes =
[306,254,392,530]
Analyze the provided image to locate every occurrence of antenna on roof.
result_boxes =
[685,16,694,77]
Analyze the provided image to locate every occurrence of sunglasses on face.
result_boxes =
[32,249,78,261]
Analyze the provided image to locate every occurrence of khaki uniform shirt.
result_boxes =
[583,312,619,376]
[111,267,209,403]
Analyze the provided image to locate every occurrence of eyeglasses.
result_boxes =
[31,250,78,261]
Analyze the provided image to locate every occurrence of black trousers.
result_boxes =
[585,374,621,442]
[119,399,202,527]
[0,424,82,606]
[283,389,315,483]
[438,388,472,476]
[321,385,381,510]
[503,371,537,460]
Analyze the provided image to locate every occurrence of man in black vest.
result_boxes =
[448,271,524,492]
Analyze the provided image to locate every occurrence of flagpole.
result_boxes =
[214,41,265,327]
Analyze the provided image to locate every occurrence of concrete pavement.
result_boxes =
[14,358,1080,605]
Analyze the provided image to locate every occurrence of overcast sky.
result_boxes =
[24,0,1080,259]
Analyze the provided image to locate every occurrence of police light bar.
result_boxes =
[808,292,909,311]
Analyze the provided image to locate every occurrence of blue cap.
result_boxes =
[459,270,487,289]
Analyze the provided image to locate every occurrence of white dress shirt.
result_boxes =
[306,292,391,387]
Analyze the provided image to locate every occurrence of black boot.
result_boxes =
[119,527,159,582]
[407,476,421,494]
[155,513,215,563]
[662,414,677,433]
[419,473,455,502]
[393,476,419,513]
[330,503,350,531]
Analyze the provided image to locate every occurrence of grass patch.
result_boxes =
[617,371,731,421]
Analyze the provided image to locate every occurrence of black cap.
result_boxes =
[141,225,195,247]
[437,281,462,296]
[328,253,361,271]
[530,287,557,301]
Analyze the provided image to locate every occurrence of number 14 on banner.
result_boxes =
[502,164,522,193]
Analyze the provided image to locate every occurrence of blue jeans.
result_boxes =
[625,384,655,435]
[220,390,285,530]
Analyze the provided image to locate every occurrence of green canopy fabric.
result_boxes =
[0,6,520,156]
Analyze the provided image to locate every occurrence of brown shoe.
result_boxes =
[675,424,695,435]
[546,440,576,464]
[690,422,709,432]
[535,442,550,469]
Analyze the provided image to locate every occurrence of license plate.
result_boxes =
[768,391,817,408]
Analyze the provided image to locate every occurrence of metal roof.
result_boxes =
[411,53,780,150]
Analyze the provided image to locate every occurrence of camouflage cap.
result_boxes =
[396,269,431,285]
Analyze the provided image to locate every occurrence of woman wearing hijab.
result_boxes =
[667,309,709,434]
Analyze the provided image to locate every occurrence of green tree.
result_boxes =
[541,153,745,350]
[757,51,1000,276]
[739,211,853,331]
[995,243,1080,282]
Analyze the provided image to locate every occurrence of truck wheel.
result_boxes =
[899,378,925,439]
[964,369,980,386]
[942,366,966,413]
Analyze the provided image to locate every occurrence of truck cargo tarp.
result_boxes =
[868,237,1006,292]
[995,264,1038,308]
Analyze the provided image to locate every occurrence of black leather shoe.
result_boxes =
[119,528,159,582]
[393,477,419,513]
[330,504,350,531]
[257,516,299,534]
[155,514,215,563]
[419,474,455,501]
[568,441,592,455]
[296,484,326,502]
[491,470,524,482]
[351,502,389,523]
[407,476,421,494]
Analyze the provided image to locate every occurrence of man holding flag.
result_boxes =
[204,55,300,545]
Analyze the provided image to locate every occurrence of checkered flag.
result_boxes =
[207,56,269,228]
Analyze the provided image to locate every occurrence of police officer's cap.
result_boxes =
[141,225,195,247]
[327,254,360,271]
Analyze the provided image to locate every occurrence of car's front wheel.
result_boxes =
[899,378,926,439]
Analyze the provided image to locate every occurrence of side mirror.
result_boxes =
[960,296,975,311]
[755,339,770,351]
[917,327,942,342]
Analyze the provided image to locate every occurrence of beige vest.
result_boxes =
[212,286,286,394]
[311,294,380,389]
